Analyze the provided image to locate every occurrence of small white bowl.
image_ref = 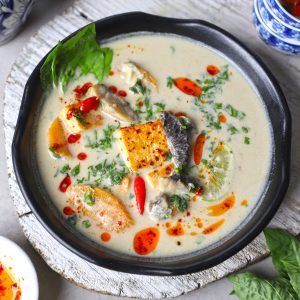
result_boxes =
[0,236,39,300]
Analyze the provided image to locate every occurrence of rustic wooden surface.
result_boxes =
[3,0,300,298]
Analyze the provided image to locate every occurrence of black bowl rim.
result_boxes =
[12,12,291,276]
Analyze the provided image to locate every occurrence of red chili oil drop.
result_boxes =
[108,85,117,94]
[118,90,127,97]
[68,133,81,144]
[63,206,75,215]
[77,152,87,160]
[59,175,71,193]
[138,101,144,107]
[109,70,114,76]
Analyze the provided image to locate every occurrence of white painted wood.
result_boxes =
[3,0,300,298]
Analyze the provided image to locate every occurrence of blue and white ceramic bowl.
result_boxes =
[265,0,300,29]
[253,0,300,54]
[0,0,34,45]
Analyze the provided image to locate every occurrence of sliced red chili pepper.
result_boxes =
[59,175,71,193]
[118,90,127,97]
[68,133,81,144]
[207,65,220,76]
[108,85,117,94]
[63,206,75,215]
[134,176,146,215]
[193,133,206,165]
[173,78,202,97]
[77,152,87,160]
[74,82,93,98]
[174,112,187,118]
[80,96,99,113]
[66,107,78,120]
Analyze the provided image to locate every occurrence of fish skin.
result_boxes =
[160,111,190,167]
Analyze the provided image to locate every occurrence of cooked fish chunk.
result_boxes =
[66,185,133,233]
[116,176,131,194]
[160,111,190,167]
[117,120,170,171]
[48,117,71,157]
[120,62,158,89]
[147,193,172,221]
[147,163,174,188]
[86,84,137,122]
[158,177,188,195]
[59,100,103,133]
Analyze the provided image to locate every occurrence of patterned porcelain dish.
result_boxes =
[253,0,300,54]
[0,0,34,45]
[259,0,300,40]
[266,0,300,28]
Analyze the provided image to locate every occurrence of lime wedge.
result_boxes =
[201,142,233,202]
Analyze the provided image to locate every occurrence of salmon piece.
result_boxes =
[117,120,170,171]
[147,163,174,188]
[48,117,71,157]
[59,101,103,134]
[66,185,133,232]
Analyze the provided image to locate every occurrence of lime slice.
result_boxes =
[201,142,233,202]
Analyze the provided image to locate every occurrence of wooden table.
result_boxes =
[3,0,300,298]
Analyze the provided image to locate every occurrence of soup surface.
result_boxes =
[36,33,272,257]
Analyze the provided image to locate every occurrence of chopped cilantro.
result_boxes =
[242,126,249,133]
[83,191,95,206]
[71,164,80,177]
[244,136,250,144]
[178,117,189,129]
[82,220,91,228]
[167,76,174,88]
[225,104,246,120]
[130,79,146,95]
[67,214,77,226]
[166,152,173,161]
[228,125,239,135]
[169,194,189,213]
[60,164,71,174]
[175,164,188,175]
[86,122,120,150]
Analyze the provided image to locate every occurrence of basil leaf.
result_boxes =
[40,23,113,91]
[229,272,298,300]
[71,164,80,177]
[264,228,300,296]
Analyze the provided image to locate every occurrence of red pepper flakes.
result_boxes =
[77,152,87,160]
[63,206,75,215]
[68,133,81,144]
[74,82,93,98]
[59,175,71,193]
[108,85,117,94]
[118,90,127,97]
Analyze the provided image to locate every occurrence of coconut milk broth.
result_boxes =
[36,33,272,257]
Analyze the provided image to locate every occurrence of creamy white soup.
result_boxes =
[36,32,272,257]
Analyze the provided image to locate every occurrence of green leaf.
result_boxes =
[82,220,91,228]
[169,194,189,213]
[40,23,113,91]
[244,136,250,145]
[60,164,70,174]
[264,228,300,296]
[167,76,174,88]
[228,272,298,300]
[71,164,80,177]
[83,192,95,206]
[67,215,78,226]
[130,79,146,95]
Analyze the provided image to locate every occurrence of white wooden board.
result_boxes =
[3,0,300,298]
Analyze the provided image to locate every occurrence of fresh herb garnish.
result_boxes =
[225,104,246,120]
[73,111,87,126]
[130,79,146,95]
[244,136,250,145]
[60,164,71,174]
[174,164,188,175]
[169,194,189,213]
[67,214,77,226]
[83,191,95,206]
[40,23,113,91]
[71,164,80,177]
[167,76,174,88]
[229,228,300,300]
[242,126,249,134]
[178,117,189,129]
[82,220,91,228]
[165,152,173,161]
[86,122,120,150]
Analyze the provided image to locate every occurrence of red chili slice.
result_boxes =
[77,152,87,160]
[74,82,93,98]
[118,90,127,97]
[134,176,146,215]
[108,85,117,94]
[59,175,71,193]
[173,78,202,97]
[80,96,99,113]
[207,65,220,76]
[66,107,78,120]
[63,206,75,215]
[173,112,187,118]
[67,133,81,144]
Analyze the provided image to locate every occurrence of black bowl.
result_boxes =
[12,12,291,276]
